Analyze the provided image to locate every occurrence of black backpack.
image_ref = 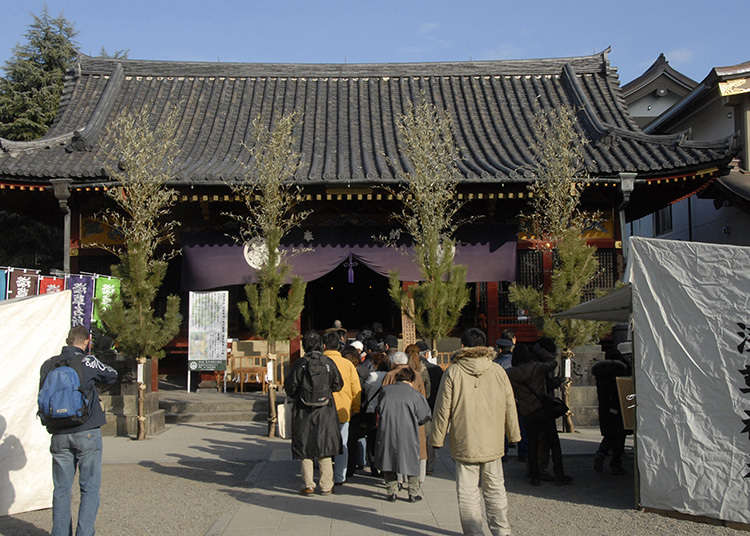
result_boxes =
[299,354,333,407]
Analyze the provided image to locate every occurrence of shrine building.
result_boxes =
[0,48,737,357]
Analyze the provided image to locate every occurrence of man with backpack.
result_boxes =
[284,331,343,495]
[38,326,118,536]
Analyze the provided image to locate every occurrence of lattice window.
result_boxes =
[478,282,488,313]
[497,250,543,319]
[517,249,543,289]
[498,281,516,317]
[582,248,617,302]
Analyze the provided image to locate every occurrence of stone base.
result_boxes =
[100,391,166,437]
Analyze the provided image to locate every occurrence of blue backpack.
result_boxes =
[38,359,92,430]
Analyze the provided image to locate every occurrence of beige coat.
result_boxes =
[430,346,521,463]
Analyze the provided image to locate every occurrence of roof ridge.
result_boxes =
[67,63,125,152]
[76,50,609,77]
[0,63,125,156]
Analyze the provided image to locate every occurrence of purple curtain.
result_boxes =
[181,225,517,291]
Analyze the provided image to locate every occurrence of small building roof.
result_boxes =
[0,50,735,186]
[621,53,698,103]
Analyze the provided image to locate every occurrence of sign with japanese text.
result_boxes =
[92,277,120,329]
[630,238,750,524]
[67,274,95,330]
[39,276,65,294]
[188,291,228,371]
[6,269,40,299]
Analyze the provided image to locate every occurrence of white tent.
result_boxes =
[556,237,750,524]
[0,291,70,515]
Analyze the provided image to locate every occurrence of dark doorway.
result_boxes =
[302,259,400,334]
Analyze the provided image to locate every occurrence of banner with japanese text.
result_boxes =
[630,238,750,524]
[67,274,95,330]
[39,276,65,294]
[92,277,120,329]
[6,269,40,299]
[0,268,6,301]
[188,291,228,371]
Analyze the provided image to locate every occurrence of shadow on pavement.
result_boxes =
[0,515,50,535]
[223,487,463,536]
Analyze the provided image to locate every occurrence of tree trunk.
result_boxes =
[267,341,277,438]
[136,356,147,440]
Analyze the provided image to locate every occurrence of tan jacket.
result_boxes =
[430,346,521,463]
[324,350,362,424]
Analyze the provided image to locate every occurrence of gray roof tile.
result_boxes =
[0,51,736,185]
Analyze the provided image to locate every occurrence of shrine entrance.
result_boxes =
[302,259,401,334]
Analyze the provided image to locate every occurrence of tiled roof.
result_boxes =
[0,50,736,185]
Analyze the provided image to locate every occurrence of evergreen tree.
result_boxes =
[0,8,78,140]
[388,95,469,350]
[229,113,308,437]
[509,105,611,432]
[96,107,182,439]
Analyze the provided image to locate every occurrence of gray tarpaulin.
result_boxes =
[629,237,750,523]
[552,284,632,322]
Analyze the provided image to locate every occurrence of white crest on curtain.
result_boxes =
[243,238,278,270]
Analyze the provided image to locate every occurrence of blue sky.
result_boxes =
[1,0,748,85]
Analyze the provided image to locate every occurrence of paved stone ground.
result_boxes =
[1,422,745,536]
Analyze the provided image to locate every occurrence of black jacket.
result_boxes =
[39,345,118,435]
[284,351,343,459]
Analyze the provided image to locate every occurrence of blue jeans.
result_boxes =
[334,421,349,483]
[50,428,102,536]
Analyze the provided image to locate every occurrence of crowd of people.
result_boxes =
[283,321,630,536]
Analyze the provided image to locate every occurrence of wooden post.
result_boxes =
[401,281,417,347]
[136,356,147,440]
[267,341,277,438]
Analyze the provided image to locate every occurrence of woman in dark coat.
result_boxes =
[507,344,570,486]
[284,331,344,495]
[375,366,432,503]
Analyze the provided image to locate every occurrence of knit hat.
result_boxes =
[390,351,408,366]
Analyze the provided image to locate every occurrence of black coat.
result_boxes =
[591,359,630,437]
[284,352,343,459]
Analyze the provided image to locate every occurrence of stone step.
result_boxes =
[568,405,599,427]
[165,410,267,424]
[159,399,267,414]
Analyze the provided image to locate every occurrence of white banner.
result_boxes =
[630,238,750,523]
[188,291,228,371]
[0,291,71,515]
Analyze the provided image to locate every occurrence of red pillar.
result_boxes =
[486,282,499,346]
[289,316,301,365]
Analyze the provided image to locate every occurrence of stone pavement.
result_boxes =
[210,428,622,536]
[1,421,745,536]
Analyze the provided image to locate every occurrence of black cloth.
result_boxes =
[526,414,564,480]
[38,346,118,435]
[284,351,343,459]
[421,358,444,410]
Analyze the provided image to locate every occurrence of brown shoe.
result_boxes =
[300,487,315,495]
